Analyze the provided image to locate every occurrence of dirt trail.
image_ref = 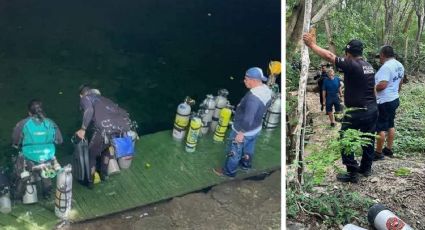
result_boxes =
[299,91,425,229]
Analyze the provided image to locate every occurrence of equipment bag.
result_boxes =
[72,136,90,183]
[111,136,134,158]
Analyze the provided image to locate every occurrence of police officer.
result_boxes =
[303,33,378,183]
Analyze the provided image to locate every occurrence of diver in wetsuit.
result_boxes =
[75,85,133,188]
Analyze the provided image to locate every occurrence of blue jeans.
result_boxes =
[223,130,259,177]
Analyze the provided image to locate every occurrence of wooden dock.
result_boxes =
[0,129,280,230]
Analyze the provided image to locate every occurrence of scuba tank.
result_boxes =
[342,224,367,230]
[185,115,202,152]
[107,146,121,175]
[172,97,195,140]
[210,89,229,132]
[22,171,38,204]
[368,204,413,230]
[266,61,281,87]
[263,92,281,131]
[199,95,216,135]
[213,107,232,142]
[0,170,11,214]
[55,164,73,220]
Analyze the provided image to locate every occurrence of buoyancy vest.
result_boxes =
[22,118,56,163]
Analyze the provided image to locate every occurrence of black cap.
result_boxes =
[344,39,363,56]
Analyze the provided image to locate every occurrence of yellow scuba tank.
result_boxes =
[185,116,202,152]
[173,97,195,140]
[213,107,232,142]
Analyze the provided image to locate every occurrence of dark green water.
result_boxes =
[0,0,280,167]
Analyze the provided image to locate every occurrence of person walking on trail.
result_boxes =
[75,85,133,188]
[322,68,343,127]
[303,33,377,183]
[314,64,329,111]
[213,67,272,177]
[374,45,404,160]
[12,99,63,199]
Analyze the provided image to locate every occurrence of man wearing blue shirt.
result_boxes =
[374,46,404,160]
[322,68,343,127]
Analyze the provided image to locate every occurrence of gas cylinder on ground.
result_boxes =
[342,224,367,230]
[368,204,413,230]
[213,107,232,142]
[263,93,281,131]
[185,115,202,152]
[55,164,73,220]
[210,89,229,132]
[107,146,121,175]
[22,173,38,204]
[0,171,11,214]
[199,95,216,135]
[172,97,195,140]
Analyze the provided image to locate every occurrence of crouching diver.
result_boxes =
[75,85,135,188]
[12,99,63,199]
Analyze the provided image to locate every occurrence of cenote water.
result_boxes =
[0,0,280,169]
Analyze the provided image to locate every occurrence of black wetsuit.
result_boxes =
[335,56,377,173]
[80,91,131,178]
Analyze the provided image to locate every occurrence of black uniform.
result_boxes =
[80,90,132,177]
[335,56,377,173]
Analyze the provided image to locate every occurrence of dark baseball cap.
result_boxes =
[344,39,363,56]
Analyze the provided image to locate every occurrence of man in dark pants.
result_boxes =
[314,65,329,111]
[303,34,378,183]
[75,86,133,188]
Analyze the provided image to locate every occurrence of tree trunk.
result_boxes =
[287,0,338,55]
[287,0,312,187]
[383,0,397,45]
[413,0,425,72]
[287,0,305,57]
[311,0,339,24]
[324,18,337,54]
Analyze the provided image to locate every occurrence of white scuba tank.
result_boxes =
[342,224,367,230]
[368,204,413,230]
[210,89,229,132]
[107,146,121,175]
[0,191,11,214]
[199,95,216,135]
[22,172,38,204]
[0,171,11,214]
[172,97,195,140]
[55,164,73,220]
[263,93,281,131]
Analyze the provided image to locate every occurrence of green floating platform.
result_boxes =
[0,129,281,230]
